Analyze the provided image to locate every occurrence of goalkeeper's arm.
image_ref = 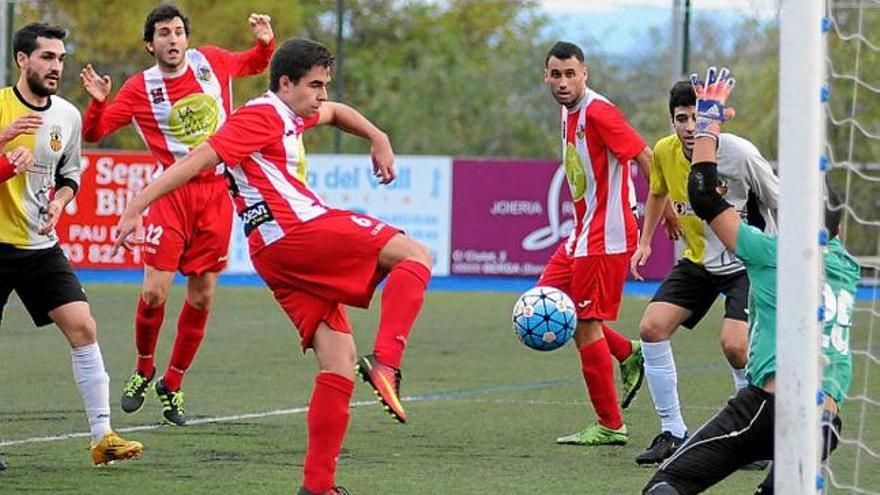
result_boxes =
[687,66,742,253]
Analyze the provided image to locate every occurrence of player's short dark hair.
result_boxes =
[143,4,190,43]
[270,38,335,91]
[825,182,844,239]
[13,22,66,59]
[669,80,696,116]
[545,41,584,67]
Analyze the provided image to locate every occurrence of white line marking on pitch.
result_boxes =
[0,400,378,447]
[0,395,722,448]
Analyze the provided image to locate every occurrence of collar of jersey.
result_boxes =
[13,84,51,112]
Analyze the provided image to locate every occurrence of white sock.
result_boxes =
[732,367,749,391]
[642,340,687,438]
[71,343,112,443]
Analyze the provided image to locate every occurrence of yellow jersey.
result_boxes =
[0,86,82,249]
[651,133,778,275]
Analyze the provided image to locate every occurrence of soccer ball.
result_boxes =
[512,286,576,351]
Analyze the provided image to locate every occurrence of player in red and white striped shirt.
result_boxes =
[79,4,275,425]
[115,38,431,495]
[540,41,657,447]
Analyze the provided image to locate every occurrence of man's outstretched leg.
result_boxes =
[356,234,432,423]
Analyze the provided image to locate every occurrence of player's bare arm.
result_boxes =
[248,13,274,44]
[317,101,395,184]
[79,64,111,103]
[631,190,669,280]
[688,66,741,252]
[114,144,220,252]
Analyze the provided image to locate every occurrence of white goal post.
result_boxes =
[776,0,826,493]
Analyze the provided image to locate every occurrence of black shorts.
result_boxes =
[0,243,88,327]
[651,259,749,329]
[643,386,842,495]
[644,386,775,494]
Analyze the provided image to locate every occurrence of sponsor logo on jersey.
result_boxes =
[168,93,220,147]
[48,125,63,152]
[577,299,592,308]
[240,201,275,236]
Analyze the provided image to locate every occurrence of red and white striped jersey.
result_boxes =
[83,41,274,178]
[207,92,327,254]
[560,88,645,257]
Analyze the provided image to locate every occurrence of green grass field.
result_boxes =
[0,284,877,494]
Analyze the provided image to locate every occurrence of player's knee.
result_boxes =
[640,316,673,342]
[318,350,356,378]
[720,335,748,368]
[574,320,604,346]
[404,239,432,269]
[141,286,168,307]
[186,286,215,311]
[66,315,98,347]
[314,331,357,378]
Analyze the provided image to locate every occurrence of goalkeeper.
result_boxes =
[643,66,860,495]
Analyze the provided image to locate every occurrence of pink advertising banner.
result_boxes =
[450,158,674,279]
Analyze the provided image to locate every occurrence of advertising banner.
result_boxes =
[59,151,453,275]
[56,150,158,269]
[211,154,454,276]
[450,158,674,279]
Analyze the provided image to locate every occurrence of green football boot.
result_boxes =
[120,368,154,414]
[155,378,187,426]
[556,423,629,446]
[620,340,645,409]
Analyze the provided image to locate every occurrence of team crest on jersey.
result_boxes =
[150,87,165,104]
[717,178,729,196]
[576,124,585,141]
[197,65,213,82]
[48,125,63,152]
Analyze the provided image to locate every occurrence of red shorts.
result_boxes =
[537,243,632,321]
[141,176,233,276]
[251,209,401,350]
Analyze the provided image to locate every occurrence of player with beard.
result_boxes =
[0,22,143,468]
[541,41,678,446]
[79,4,274,425]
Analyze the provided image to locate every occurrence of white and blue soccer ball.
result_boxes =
[512,286,576,351]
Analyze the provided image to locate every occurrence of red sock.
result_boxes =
[135,297,165,376]
[602,324,633,363]
[163,301,209,391]
[579,339,623,430]
[303,372,354,494]
[373,260,431,369]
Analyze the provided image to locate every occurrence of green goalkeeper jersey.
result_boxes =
[735,223,861,403]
